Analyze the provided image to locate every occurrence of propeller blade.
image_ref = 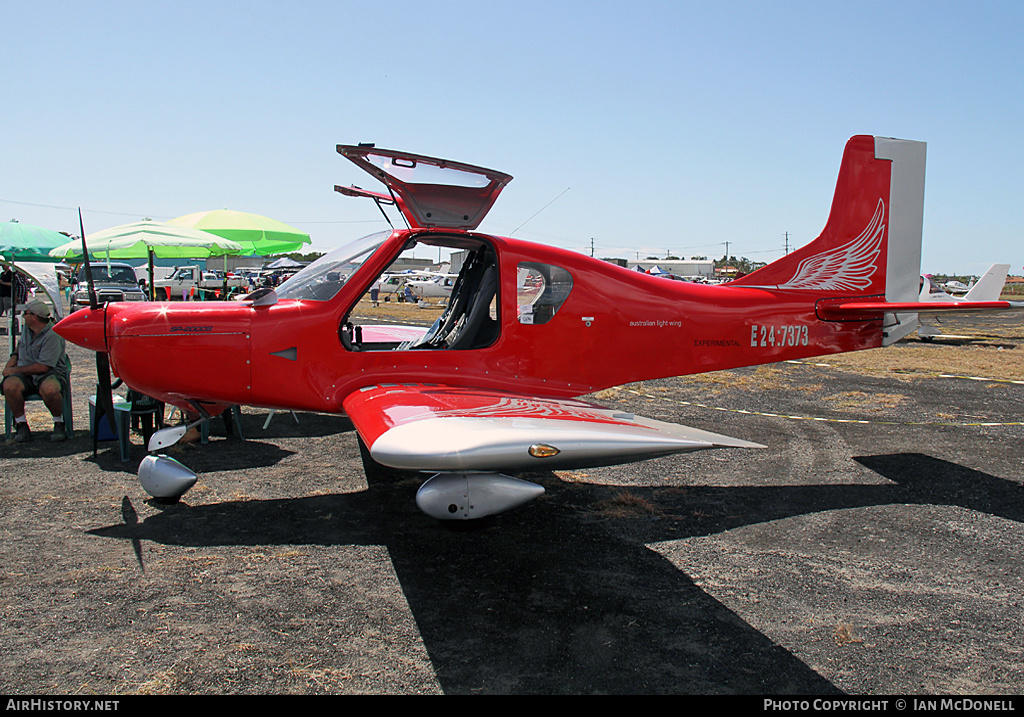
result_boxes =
[95,351,117,436]
[78,210,117,437]
[78,208,98,310]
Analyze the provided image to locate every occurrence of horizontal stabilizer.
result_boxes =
[818,300,1016,322]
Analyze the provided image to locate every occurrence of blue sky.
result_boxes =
[2,0,1021,275]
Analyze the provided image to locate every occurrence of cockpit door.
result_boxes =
[337,145,512,231]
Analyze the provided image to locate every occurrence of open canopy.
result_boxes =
[336,145,512,231]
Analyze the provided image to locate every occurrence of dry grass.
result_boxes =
[594,491,659,518]
[349,297,444,324]
[833,623,864,646]
[823,344,1022,382]
[823,390,906,410]
[683,365,801,391]
[679,364,827,394]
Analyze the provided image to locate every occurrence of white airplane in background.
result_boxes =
[941,278,972,294]
[921,264,1009,303]
[918,263,1020,338]
[373,267,455,302]
[376,273,411,300]
[406,272,458,301]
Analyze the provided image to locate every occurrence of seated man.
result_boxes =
[2,300,70,442]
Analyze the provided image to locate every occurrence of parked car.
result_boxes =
[70,262,148,310]
[152,266,247,299]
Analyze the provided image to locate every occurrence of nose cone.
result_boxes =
[55,306,107,352]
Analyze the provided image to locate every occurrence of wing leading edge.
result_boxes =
[343,384,764,473]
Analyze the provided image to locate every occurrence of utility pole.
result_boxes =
[783,232,790,255]
[590,238,594,257]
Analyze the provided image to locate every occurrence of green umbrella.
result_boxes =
[49,219,244,260]
[0,220,69,262]
[168,210,312,255]
[1,221,68,341]
[49,220,244,300]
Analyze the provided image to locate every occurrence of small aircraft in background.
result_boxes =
[405,272,458,301]
[921,264,1009,304]
[374,273,411,301]
[917,263,1021,339]
[56,135,1020,519]
[941,278,972,294]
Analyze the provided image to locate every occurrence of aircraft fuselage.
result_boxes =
[57,228,884,418]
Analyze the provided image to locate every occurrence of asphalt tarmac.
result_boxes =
[1,315,1021,695]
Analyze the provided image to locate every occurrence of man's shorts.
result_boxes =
[2,370,65,396]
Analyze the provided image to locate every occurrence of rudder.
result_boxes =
[730,135,927,343]
[964,264,1010,302]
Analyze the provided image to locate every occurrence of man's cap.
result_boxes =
[24,300,53,320]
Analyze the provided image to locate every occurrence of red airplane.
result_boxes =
[56,135,1014,518]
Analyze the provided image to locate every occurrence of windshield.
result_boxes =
[275,231,392,301]
[77,266,137,284]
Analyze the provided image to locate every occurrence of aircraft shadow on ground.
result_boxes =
[75,411,354,473]
[853,453,1024,524]
[82,438,296,474]
[86,452,1020,694]
[237,411,355,440]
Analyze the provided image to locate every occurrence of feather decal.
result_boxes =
[778,199,886,291]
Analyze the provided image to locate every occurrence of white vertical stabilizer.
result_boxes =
[964,264,1010,302]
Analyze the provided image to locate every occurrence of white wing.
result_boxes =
[344,385,764,472]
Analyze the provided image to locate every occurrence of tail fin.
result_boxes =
[964,264,1010,302]
[730,135,927,343]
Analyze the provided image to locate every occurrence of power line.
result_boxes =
[0,197,155,219]
[0,197,381,226]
